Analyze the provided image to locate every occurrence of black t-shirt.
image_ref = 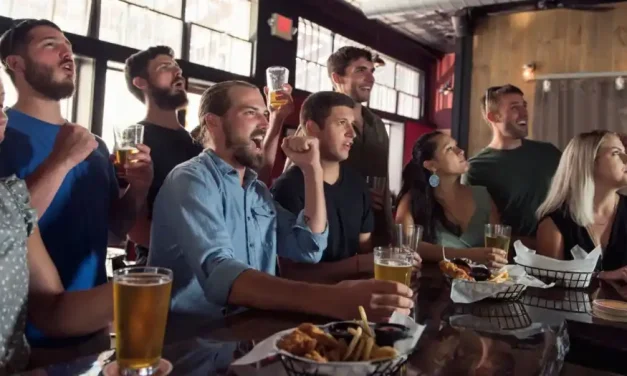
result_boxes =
[544,195,627,271]
[271,165,374,262]
[139,121,203,217]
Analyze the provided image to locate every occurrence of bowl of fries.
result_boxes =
[275,307,411,376]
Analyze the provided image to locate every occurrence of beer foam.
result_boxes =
[115,273,171,286]
[376,259,412,267]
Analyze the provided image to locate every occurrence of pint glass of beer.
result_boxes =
[113,267,172,375]
[266,66,289,108]
[374,246,413,286]
[113,124,144,168]
[484,224,512,260]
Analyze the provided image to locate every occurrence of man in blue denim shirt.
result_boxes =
[149,80,414,322]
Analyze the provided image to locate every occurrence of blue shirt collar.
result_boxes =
[205,149,259,188]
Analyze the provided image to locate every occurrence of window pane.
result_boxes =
[102,68,146,152]
[317,27,332,65]
[100,0,183,55]
[1,0,91,35]
[295,58,307,90]
[369,83,396,114]
[319,64,333,91]
[395,64,420,96]
[374,59,395,88]
[185,92,201,131]
[1,69,72,122]
[186,0,251,40]
[398,92,420,119]
[189,25,252,76]
[305,61,321,93]
[126,0,182,18]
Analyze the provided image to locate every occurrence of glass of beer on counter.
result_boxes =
[484,224,512,260]
[113,124,144,169]
[374,246,413,286]
[113,266,172,375]
[266,66,289,109]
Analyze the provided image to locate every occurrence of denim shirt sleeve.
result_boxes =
[151,166,252,307]
[274,201,327,263]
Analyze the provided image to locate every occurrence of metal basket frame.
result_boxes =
[451,279,528,301]
[452,302,533,330]
[522,289,592,313]
[518,264,593,289]
[279,354,407,376]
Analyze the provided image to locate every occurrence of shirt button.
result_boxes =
[247,216,251,220]
[249,243,254,248]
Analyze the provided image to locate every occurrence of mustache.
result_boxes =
[250,129,266,138]
[59,58,74,67]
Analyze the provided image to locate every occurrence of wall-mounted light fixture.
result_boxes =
[438,80,453,96]
[522,63,536,82]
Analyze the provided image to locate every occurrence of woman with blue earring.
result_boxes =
[394,131,508,269]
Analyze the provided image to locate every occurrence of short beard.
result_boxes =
[223,121,263,170]
[149,84,188,111]
[23,56,74,101]
[504,121,527,139]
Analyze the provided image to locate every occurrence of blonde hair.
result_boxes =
[536,130,616,227]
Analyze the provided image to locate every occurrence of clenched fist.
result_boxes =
[49,124,98,170]
[281,135,321,171]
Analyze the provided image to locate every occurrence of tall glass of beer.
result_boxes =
[113,124,144,170]
[266,66,289,109]
[113,267,172,375]
[374,246,413,286]
[484,224,512,261]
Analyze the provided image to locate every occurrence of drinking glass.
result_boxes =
[266,66,289,108]
[113,124,144,167]
[366,176,387,194]
[374,246,413,286]
[484,224,512,260]
[392,224,423,253]
[114,267,172,375]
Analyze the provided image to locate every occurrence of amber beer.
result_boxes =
[269,90,289,108]
[114,147,139,167]
[374,247,413,286]
[114,267,172,374]
[484,224,512,261]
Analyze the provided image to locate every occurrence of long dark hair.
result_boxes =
[397,131,461,243]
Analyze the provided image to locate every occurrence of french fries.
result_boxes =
[276,306,400,363]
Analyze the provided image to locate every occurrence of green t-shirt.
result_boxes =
[462,139,561,237]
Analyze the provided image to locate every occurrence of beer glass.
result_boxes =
[392,224,423,253]
[113,124,144,168]
[484,224,512,260]
[113,266,172,375]
[266,66,289,108]
[366,176,387,194]
[374,246,413,286]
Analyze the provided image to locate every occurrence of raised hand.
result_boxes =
[49,123,98,169]
[281,135,321,171]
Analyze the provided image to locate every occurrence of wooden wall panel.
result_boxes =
[468,3,627,156]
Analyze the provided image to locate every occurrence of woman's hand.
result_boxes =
[599,266,627,283]
[467,247,508,269]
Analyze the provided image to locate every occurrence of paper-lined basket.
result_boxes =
[513,241,600,288]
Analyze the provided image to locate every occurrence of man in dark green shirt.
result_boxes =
[462,85,561,247]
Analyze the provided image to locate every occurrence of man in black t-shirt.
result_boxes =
[271,91,374,283]
[123,46,203,260]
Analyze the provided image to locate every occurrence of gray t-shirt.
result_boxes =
[436,186,492,249]
[0,176,36,374]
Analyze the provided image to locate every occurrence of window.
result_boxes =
[1,69,73,121]
[99,0,183,55]
[384,119,404,197]
[189,25,252,77]
[102,62,146,152]
[1,0,92,35]
[186,0,254,77]
[125,0,182,18]
[296,18,424,120]
[184,78,213,131]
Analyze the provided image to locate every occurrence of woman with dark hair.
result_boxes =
[395,131,507,268]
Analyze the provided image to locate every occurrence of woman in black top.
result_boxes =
[536,131,627,281]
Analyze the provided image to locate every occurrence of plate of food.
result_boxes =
[274,307,417,376]
[439,259,534,303]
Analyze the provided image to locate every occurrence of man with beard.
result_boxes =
[149,81,414,322]
[0,19,153,351]
[123,46,202,260]
[462,84,561,249]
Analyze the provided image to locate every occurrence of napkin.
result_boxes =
[513,241,600,288]
[231,312,425,376]
[450,265,553,304]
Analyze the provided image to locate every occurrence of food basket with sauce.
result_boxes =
[275,307,414,376]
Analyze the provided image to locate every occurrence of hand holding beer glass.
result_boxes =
[374,225,422,286]
[113,124,144,175]
[112,267,172,376]
[484,224,512,263]
[266,66,289,109]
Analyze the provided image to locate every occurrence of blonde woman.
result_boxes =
[536,130,627,281]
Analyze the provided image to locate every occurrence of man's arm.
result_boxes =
[279,253,374,284]
[27,228,112,336]
[259,85,294,185]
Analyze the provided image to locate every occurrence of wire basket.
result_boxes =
[279,353,408,376]
[522,289,592,313]
[450,279,528,301]
[517,264,593,289]
[452,302,532,330]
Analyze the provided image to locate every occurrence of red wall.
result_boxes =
[432,53,455,130]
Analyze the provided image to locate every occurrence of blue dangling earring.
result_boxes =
[429,172,440,188]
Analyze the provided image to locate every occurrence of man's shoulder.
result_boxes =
[271,166,304,192]
[341,165,367,188]
[523,139,561,155]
